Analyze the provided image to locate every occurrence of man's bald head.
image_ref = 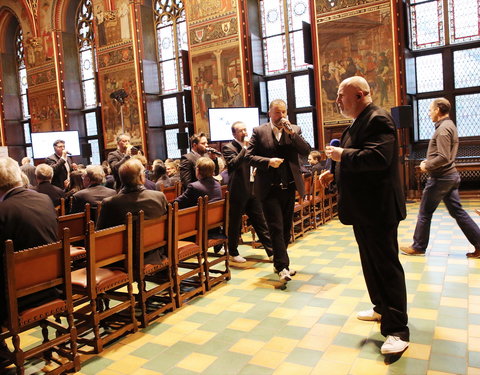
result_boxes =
[336,76,373,119]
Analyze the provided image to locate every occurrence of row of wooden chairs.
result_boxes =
[291,172,338,241]
[0,194,230,373]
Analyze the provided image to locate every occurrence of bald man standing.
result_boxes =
[320,76,408,355]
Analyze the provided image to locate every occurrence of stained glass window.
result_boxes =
[163,97,178,125]
[417,98,436,140]
[88,139,101,165]
[76,0,97,109]
[15,28,29,119]
[166,128,181,159]
[267,79,287,104]
[416,54,443,92]
[154,0,186,94]
[410,0,444,50]
[296,112,314,148]
[455,94,480,137]
[448,0,480,43]
[294,75,310,108]
[454,48,480,89]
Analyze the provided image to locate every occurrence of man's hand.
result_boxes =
[420,160,427,172]
[268,158,284,168]
[319,170,334,188]
[325,146,344,162]
[126,145,133,156]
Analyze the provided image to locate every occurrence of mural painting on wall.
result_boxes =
[94,0,131,48]
[24,35,54,68]
[98,46,134,68]
[191,45,244,134]
[30,90,61,132]
[99,67,141,149]
[317,5,396,126]
[185,0,235,23]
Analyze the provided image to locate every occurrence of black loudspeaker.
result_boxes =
[177,132,189,150]
[184,89,193,122]
[302,21,313,65]
[81,143,92,158]
[391,105,413,129]
[181,49,191,86]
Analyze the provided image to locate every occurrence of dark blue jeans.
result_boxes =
[413,172,480,252]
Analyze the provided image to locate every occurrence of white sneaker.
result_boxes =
[357,309,382,321]
[231,255,246,263]
[380,335,409,354]
[268,255,274,262]
[273,266,297,276]
[278,268,292,282]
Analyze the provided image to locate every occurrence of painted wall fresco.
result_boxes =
[317,3,396,126]
[98,65,141,149]
[185,0,236,23]
[30,88,62,132]
[94,0,132,48]
[191,44,244,134]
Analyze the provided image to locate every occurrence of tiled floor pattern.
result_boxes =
[7,198,480,375]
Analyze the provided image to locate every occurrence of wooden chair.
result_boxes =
[160,182,181,203]
[220,184,228,198]
[311,172,325,228]
[71,214,137,353]
[323,187,338,222]
[54,197,66,216]
[57,204,91,266]
[134,209,176,327]
[291,190,305,242]
[203,193,231,291]
[171,199,205,308]
[301,175,314,233]
[0,229,81,374]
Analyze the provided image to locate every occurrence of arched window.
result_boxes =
[154,0,190,159]
[15,27,33,158]
[407,0,480,140]
[259,0,315,148]
[76,0,101,164]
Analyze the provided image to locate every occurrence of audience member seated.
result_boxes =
[20,156,37,187]
[70,165,116,214]
[175,157,222,209]
[132,155,156,191]
[308,150,325,176]
[64,170,85,211]
[102,160,115,189]
[96,158,168,264]
[0,157,59,323]
[165,160,180,185]
[33,163,65,207]
[153,160,173,190]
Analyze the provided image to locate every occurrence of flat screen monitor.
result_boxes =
[31,131,81,159]
[208,107,260,142]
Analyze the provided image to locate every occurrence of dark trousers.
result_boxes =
[413,172,480,252]
[228,194,273,257]
[353,222,409,341]
[260,185,296,271]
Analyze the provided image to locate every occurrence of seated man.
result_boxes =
[0,157,59,323]
[33,163,65,207]
[96,159,168,263]
[70,165,116,214]
[175,157,222,209]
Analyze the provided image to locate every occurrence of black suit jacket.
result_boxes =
[0,187,59,322]
[246,123,311,200]
[33,181,65,207]
[45,153,74,189]
[180,152,219,191]
[175,177,222,209]
[335,103,406,225]
[222,140,251,200]
[107,149,130,189]
[96,185,168,230]
[70,184,117,213]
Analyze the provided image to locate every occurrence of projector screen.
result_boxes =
[208,107,260,142]
[31,131,81,159]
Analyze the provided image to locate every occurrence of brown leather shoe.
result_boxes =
[466,248,480,258]
[400,246,425,256]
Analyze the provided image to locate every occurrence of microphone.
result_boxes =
[330,139,340,147]
[280,118,293,132]
[206,147,222,156]
[66,151,72,156]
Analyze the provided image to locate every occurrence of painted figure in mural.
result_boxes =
[376,52,389,106]
[227,77,242,107]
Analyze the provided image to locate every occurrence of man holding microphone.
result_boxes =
[108,133,138,190]
[45,139,77,189]
[246,99,311,283]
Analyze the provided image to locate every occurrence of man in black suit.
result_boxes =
[45,139,76,189]
[246,99,311,283]
[70,164,116,214]
[180,132,219,191]
[0,157,58,323]
[20,157,37,187]
[33,163,65,207]
[222,121,273,263]
[320,76,409,355]
[107,133,137,190]
[97,159,168,230]
[175,157,222,209]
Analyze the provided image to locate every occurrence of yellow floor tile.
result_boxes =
[273,362,313,375]
[403,342,431,360]
[440,296,468,308]
[181,329,217,345]
[263,337,299,353]
[434,327,468,342]
[106,355,149,374]
[229,338,265,356]
[249,349,288,369]
[350,357,388,375]
[311,359,352,375]
[175,352,217,373]
[322,345,360,364]
[227,318,260,331]
[409,307,439,320]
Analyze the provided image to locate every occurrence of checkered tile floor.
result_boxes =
[6,198,480,375]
